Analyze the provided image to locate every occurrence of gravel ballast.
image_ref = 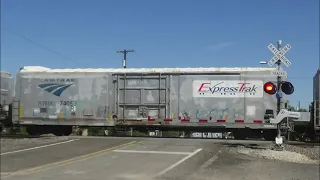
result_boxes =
[229,144,319,164]
[284,144,319,162]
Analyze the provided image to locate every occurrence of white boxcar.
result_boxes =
[1,71,14,106]
[0,71,14,125]
[12,66,290,138]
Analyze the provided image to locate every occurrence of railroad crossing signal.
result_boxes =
[263,81,294,95]
[267,44,292,67]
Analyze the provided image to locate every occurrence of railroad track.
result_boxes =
[286,141,320,147]
[0,133,319,147]
[0,134,53,139]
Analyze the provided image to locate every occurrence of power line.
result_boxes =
[288,77,315,79]
[3,27,85,66]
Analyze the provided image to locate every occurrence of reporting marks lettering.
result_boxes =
[38,101,55,107]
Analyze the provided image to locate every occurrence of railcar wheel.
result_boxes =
[263,130,277,141]
[233,130,248,140]
[63,126,73,136]
[53,131,63,136]
[53,126,72,136]
[26,126,38,136]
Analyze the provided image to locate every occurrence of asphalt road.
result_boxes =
[1,137,319,180]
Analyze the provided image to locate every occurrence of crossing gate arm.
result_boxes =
[269,109,300,124]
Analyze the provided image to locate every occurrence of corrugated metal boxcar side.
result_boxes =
[0,71,14,124]
[0,71,14,106]
[13,68,114,127]
[13,66,288,130]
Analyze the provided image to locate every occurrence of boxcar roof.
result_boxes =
[19,66,278,73]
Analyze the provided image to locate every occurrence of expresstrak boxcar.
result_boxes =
[12,66,289,139]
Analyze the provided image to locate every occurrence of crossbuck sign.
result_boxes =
[267,43,292,67]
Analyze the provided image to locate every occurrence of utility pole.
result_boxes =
[116,49,135,68]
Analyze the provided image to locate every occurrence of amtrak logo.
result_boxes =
[38,83,74,97]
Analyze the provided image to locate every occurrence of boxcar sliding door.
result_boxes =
[112,73,171,122]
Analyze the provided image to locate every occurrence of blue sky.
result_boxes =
[1,0,319,108]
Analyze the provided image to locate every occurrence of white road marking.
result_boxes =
[0,173,12,175]
[1,139,79,155]
[113,149,192,155]
[199,149,221,170]
[157,148,203,176]
[200,155,218,169]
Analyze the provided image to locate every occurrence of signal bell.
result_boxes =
[264,82,277,95]
[281,81,294,95]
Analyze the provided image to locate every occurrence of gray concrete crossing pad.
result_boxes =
[1,137,319,180]
[1,138,133,173]
[0,138,213,180]
[4,151,190,180]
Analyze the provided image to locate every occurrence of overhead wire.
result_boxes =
[2,27,319,76]
[288,77,314,79]
[3,27,86,66]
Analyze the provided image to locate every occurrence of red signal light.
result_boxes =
[264,82,276,95]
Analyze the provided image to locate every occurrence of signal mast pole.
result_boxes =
[276,40,282,142]
[276,40,282,115]
[116,49,135,68]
